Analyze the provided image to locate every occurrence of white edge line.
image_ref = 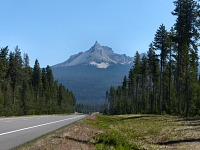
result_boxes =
[0,115,84,136]
[0,116,48,121]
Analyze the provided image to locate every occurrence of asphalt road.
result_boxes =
[0,114,87,150]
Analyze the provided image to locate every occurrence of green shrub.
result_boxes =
[95,130,139,150]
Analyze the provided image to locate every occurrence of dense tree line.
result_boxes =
[106,0,200,116]
[75,104,102,114]
[0,46,76,116]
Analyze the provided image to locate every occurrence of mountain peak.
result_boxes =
[94,41,100,45]
[53,42,133,68]
[93,41,101,48]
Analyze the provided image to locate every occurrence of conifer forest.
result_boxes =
[0,46,76,116]
[106,0,200,116]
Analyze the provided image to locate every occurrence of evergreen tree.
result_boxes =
[122,76,129,114]
[128,68,135,113]
[32,59,42,114]
[172,0,200,116]
[141,56,149,113]
[154,24,170,114]
[133,51,141,113]
[0,47,9,82]
[108,86,116,114]
[20,53,31,115]
[147,44,160,113]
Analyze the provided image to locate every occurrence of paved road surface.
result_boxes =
[0,115,87,150]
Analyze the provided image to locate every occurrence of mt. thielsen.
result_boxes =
[53,41,133,68]
[52,41,134,104]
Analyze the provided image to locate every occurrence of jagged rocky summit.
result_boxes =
[53,41,133,68]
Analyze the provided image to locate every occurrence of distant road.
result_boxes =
[0,115,87,150]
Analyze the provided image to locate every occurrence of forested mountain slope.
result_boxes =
[52,64,132,104]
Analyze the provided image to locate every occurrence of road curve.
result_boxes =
[0,115,87,150]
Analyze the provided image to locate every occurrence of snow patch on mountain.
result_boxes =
[90,61,109,68]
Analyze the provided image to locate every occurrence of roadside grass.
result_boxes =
[17,114,200,150]
[86,114,200,149]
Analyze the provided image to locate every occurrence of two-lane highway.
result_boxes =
[0,115,87,150]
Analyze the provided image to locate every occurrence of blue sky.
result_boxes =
[0,0,175,67]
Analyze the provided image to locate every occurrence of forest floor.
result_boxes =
[18,114,200,150]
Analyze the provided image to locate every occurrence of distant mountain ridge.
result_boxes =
[52,42,134,104]
[53,41,133,68]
